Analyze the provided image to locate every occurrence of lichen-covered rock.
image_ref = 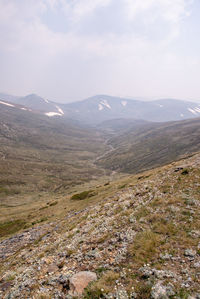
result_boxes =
[69,271,97,296]
[151,281,175,299]
[184,249,197,257]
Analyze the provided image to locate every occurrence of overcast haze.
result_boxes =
[0,0,200,102]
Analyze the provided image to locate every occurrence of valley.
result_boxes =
[0,93,200,298]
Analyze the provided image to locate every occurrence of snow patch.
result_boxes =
[20,107,28,111]
[44,98,49,103]
[194,107,200,113]
[159,104,163,108]
[188,108,198,115]
[0,101,15,107]
[45,112,63,117]
[180,113,184,117]
[121,101,127,107]
[100,100,111,109]
[98,104,104,111]
[55,105,64,115]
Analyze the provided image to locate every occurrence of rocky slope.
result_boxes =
[0,153,200,298]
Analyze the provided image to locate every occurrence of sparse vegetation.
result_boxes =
[71,190,96,200]
[84,271,120,297]
[129,230,161,265]
[0,220,26,238]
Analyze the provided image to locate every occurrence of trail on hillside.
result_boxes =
[94,138,115,162]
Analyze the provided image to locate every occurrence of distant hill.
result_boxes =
[0,103,107,195]
[96,117,200,173]
[1,93,200,124]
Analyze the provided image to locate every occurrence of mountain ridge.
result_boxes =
[1,92,200,124]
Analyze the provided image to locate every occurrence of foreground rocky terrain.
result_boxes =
[0,153,200,298]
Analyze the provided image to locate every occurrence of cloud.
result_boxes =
[0,0,198,101]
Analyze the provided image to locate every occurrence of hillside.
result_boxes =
[0,152,199,298]
[0,103,109,199]
[97,117,200,174]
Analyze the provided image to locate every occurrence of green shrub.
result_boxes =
[49,201,58,206]
[0,220,26,238]
[71,190,96,200]
[181,169,189,175]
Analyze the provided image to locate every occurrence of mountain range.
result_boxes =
[1,92,200,124]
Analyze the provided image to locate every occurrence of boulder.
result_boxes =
[151,281,174,299]
[184,249,196,257]
[69,271,97,296]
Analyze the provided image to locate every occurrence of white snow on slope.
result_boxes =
[0,101,15,107]
[98,104,104,111]
[55,105,64,115]
[20,107,28,111]
[188,108,198,115]
[44,98,49,103]
[45,112,63,117]
[121,101,127,107]
[180,113,184,117]
[100,100,111,109]
[194,107,200,113]
[159,104,163,108]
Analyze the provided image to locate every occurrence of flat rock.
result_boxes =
[184,249,196,257]
[151,281,175,299]
[69,271,97,296]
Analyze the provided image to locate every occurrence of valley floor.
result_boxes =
[0,153,200,298]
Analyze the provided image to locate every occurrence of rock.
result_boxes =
[46,263,58,273]
[159,253,172,260]
[69,271,97,296]
[184,249,196,257]
[154,270,175,279]
[129,214,136,223]
[189,230,200,238]
[151,281,175,299]
[170,206,180,213]
[193,262,200,268]
[139,266,154,278]
[174,167,184,172]
[86,248,100,259]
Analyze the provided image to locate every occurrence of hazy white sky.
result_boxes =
[0,0,200,102]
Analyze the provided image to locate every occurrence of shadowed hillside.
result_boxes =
[96,117,200,173]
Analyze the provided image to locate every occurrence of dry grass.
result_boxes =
[128,230,162,265]
[84,271,120,297]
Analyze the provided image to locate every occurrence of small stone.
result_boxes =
[193,262,200,268]
[129,214,136,223]
[139,266,154,278]
[159,253,172,260]
[46,263,58,273]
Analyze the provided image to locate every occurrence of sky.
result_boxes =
[0,0,200,103]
